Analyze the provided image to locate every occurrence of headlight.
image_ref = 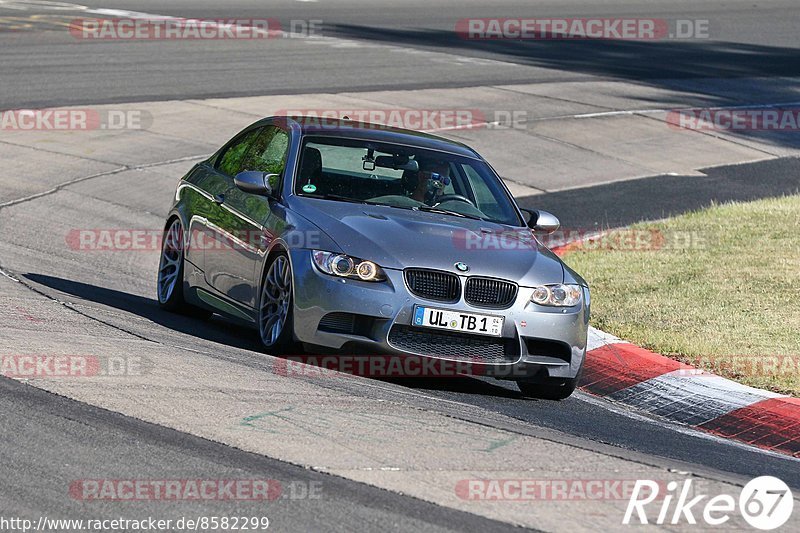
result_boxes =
[530,283,582,307]
[312,250,386,282]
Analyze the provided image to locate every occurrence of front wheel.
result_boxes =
[258,252,296,355]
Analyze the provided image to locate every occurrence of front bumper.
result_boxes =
[289,249,588,380]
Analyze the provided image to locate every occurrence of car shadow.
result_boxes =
[516,156,800,229]
[23,273,263,353]
[22,273,526,400]
[328,24,800,82]
[378,376,521,398]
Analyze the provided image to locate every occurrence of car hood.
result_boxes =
[292,198,565,286]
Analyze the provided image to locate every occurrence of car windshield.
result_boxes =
[294,136,522,226]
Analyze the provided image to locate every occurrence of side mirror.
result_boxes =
[234,171,277,196]
[521,208,560,234]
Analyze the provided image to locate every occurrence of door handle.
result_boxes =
[212,193,225,205]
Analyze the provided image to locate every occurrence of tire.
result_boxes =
[517,378,578,400]
[156,218,212,319]
[257,252,296,355]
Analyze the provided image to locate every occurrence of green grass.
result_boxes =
[562,195,800,395]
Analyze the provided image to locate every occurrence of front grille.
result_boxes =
[404,269,460,302]
[388,325,519,364]
[465,277,518,308]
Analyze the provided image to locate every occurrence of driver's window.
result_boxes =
[241,126,289,176]
[217,129,260,177]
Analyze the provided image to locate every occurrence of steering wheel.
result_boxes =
[433,194,476,208]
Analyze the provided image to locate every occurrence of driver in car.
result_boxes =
[410,157,451,204]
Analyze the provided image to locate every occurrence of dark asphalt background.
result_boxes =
[1,0,799,108]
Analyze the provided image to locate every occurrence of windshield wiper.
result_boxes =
[307,193,417,211]
[307,194,487,221]
[306,193,380,205]
[414,205,486,221]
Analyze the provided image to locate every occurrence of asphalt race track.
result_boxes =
[0,0,799,108]
[1,1,799,531]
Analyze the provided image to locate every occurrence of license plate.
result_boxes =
[412,305,504,337]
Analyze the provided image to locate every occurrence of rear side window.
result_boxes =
[217,129,260,176]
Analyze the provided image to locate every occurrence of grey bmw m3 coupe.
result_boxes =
[157,116,590,399]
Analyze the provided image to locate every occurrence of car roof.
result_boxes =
[271,115,482,159]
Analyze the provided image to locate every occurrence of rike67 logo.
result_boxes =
[624,476,794,529]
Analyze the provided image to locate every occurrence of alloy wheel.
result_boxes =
[259,255,292,347]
